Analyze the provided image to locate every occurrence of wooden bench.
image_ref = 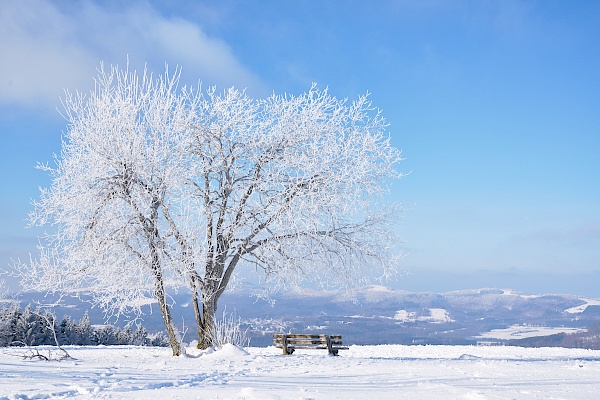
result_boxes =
[273,334,349,356]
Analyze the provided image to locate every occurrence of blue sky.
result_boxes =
[1,0,599,296]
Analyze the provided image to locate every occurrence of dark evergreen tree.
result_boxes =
[115,326,133,345]
[15,305,46,346]
[131,324,150,346]
[0,303,20,346]
[94,325,117,346]
[149,331,169,347]
[56,316,76,346]
[75,313,94,345]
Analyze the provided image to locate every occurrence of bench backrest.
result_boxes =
[273,334,343,346]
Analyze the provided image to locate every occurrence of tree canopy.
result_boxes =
[19,64,404,355]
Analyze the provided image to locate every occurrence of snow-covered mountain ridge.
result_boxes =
[234,286,600,346]
[13,286,600,347]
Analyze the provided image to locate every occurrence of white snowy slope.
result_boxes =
[394,308,455,323]
[565,298,600,314]
[477,325,586,340]
[2,344,600,399]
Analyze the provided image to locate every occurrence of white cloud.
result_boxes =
[0,0,96,108]
[146,14,259,88]
[0,0,263,109]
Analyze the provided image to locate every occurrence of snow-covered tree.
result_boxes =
[94,325,117,346]
[130,324,150,346]
[19,64,199,355]
[184,86,404,348]
[18,63,404,354]
[56,316,76,346]
[15,305,46,346]
[0,281,16,346]
[75,313,94,346]
[0,303,20,347]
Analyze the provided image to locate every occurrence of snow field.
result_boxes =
[476,325,585,340]
[2,344,600,399]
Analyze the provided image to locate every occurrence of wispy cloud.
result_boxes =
[0,0,263,109]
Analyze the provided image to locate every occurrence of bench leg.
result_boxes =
[282,334,294,355]
[326,335,339,356]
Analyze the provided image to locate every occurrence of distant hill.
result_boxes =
[11,286,600,347]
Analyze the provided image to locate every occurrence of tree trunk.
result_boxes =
[148,232,182,356]
[195,255,238,349]
[190,278,204,348]
[155,277,182,356]
[140,199,182,356]
[197,295,216,349]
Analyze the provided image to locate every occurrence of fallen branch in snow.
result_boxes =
[17,347,67,361]
[20,347,50,361]
[3,342,71,361]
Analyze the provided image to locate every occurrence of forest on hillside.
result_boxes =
[0,303,167,347]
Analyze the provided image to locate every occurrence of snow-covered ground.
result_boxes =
[2,344,600,399]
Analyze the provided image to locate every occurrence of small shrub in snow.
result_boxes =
[209,310,250,349]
